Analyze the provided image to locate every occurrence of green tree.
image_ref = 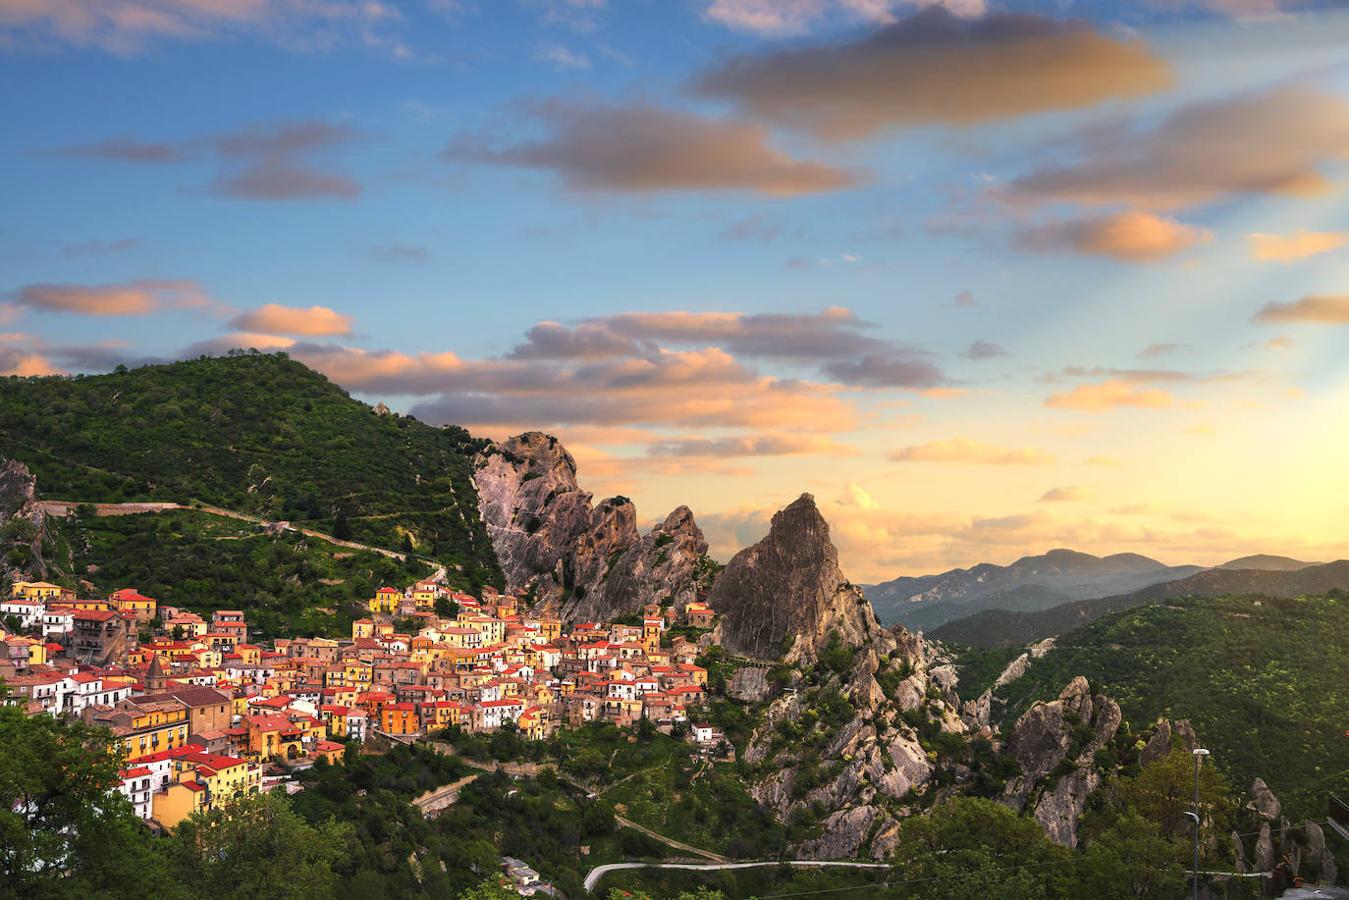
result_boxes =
[164,791,353,899]
[0,696,178,898]
[459,877,519,899]
[888,797,1074,900]
[1073,811,1186,899]
[1107,746,1234,852]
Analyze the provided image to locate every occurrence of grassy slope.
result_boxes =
[0,352,501,593]
[989,594,1349,819]
[46,508,429,639]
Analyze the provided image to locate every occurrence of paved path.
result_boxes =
[582,860,893,893]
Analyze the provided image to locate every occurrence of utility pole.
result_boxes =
[1190,747,1210,900]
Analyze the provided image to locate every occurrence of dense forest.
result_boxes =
[41,508,429,639]
[0,353,501,593]
[979,593,1349,821]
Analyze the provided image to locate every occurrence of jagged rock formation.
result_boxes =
[1001,676,1122,847]
[708,493,878,664]
[1246,777,1281,821]
[471,432,709,622]
[1139,717,1198,767]
[0,458,49,584]
[744,635,962,860]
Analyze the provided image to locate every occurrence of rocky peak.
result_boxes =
[708,493,878,663]
[471,433,710,623]
[1003,676,1122,847]
[0,457,49,582]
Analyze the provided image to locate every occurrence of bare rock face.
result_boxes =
[0,458,48,583]
[590,505,710,621]
[708,493,878,663]
[471,433,708,622]
[1003,676,1122,847]
[1247,777,1281,822]
[1139,717,1198,767]
[1254,822,1274,871]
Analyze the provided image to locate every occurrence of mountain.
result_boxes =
[863,548,1203,632]
[709,493,880,663]
[1217,554,1317,571]
[470,431,714,622]
[983,592,1349,820]
[933,559,1349,648]
[0,353,502,592]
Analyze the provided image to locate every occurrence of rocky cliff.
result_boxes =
[1001,676,1121,847]
[0,457,50,585]
[471,432,710,622]
[708,493,879,664]
[743,626,965,860]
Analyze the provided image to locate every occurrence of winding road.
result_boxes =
[582,860,893,893]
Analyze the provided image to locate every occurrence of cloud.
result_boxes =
[1247,230,1347,263]
[1015,211,1210,261]
[60,120,361,202]
[228,303,353,337]
[370,244,431,264]
[821,354,948,388]
[1044,380,1174,411]
[838,482,880,510]
[1008,86,1349,211]
[1137,342,1186,359]
[0,0,405,56]
[503,307,949,389]
[700,0,916,36]
[963,340,1007,360]
[443,99,857,195]
[949,290,977,308]
[1254,294,1349,325]
[887,438,1054,465]
[645,434,850,457]
[536,42,590,70]
[57,237,140,258]
[13,279,210,316]
[719,212,795,242]
[1040,485,1092,502]
[694,7,1171,140]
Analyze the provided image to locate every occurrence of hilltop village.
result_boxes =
[0,576,722,832]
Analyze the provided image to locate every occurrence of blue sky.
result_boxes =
[3,0,1349,579]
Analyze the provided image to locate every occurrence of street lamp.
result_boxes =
[1189,748,1210,900]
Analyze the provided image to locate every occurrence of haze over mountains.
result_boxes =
[863,549,1321,634]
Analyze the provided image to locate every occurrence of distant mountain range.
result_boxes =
[931,558,1349,648]
[863,549,1322,635]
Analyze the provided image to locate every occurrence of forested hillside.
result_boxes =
[985,593,1349,820]
[0,353,501,593]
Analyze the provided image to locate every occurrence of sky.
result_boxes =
[3,0,1349,582]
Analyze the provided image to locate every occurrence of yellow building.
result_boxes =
[368,587,401,615]
[412,588,438,611]
[352,619,375,639]
[154,751,260,828]
[101,701,193,761]
[11,581,62,601]
[108,589,157,621]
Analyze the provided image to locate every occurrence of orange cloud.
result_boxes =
[229,303,353,337]
[443,100,857,196]
[695,7,1171,140]
[1016,211,1210,261]
[1040,485,1092,502]
[1248,230,1348,263]
[15,279,209,316]
[1009,86,1349,211]
[1045,380,1174,411]
[887,438,1054,465]
[1254,294,1349,325]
